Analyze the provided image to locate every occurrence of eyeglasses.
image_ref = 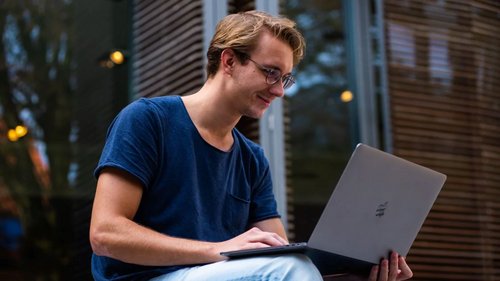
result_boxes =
[246,57,295,90]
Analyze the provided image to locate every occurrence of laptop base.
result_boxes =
[306,248,374,276]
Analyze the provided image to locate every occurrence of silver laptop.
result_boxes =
[221,143,446,274]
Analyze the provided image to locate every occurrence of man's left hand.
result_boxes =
[368,252,413,281]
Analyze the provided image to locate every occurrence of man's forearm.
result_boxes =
[90,217,222,266]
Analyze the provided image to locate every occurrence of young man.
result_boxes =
[89,11,413,281]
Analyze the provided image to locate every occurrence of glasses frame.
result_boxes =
[246,57,295,90]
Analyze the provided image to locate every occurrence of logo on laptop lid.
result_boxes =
[375,201,389,217]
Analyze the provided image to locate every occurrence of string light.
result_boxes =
[98,49,128,69]
[15,125,28,138]
[7,129,18,142]
[7,125,28,142]
[340,90,353,103]
[109,50,125,65]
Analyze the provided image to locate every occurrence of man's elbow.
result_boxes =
[89,225,112,257]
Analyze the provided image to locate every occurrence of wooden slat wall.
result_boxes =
[384,0,500,280]
[132,0,204,98]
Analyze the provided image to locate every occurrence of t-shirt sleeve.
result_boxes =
[248,149,281,223]
[94,98,161,189]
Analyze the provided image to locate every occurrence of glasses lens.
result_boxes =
[282,75,295,89]
[265,69,281,85]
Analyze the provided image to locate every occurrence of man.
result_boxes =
[89,10,413,281]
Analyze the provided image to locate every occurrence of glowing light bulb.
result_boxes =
[7,129,18,142]
[109,50,125,65]
[15,125,28,138]
[340,90,353,103]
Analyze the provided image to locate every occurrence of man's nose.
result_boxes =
[269,80,285,98]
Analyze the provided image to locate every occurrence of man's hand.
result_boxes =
[213,227,288,259]
[368,252,413,281]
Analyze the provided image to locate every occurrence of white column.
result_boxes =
[343,0,380,148]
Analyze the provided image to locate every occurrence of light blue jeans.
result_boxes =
[150,254,323,281]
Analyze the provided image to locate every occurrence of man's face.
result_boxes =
[232,31,294,119]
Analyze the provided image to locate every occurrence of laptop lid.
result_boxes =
[307,143,446,264]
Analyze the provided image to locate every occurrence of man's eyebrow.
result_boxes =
[263,63,289,75]
[261,63,281,71]
[262,61,291,74]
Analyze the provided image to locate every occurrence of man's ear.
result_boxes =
[220,49,236,75]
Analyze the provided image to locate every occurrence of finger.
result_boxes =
[379,259,389,281]
[247,229,287,246]
[368,265,379,281]
[271,232,288,245]
[397,256,413,280]
[388,252,399,280]
[258,232,287,246]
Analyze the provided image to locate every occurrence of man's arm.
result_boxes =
[89,167,287,266]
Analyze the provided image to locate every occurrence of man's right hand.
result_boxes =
[213,227,288,260]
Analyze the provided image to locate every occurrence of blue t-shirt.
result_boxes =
[92,96,280,281]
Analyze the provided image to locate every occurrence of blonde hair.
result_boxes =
[206,10,305,78]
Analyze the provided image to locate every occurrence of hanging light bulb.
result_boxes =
[109,50,125,65]
[340,90,353,103]
[7,129,19,142]
[15,125,28,138]
[97,49,128,68]
[6,125,28,142]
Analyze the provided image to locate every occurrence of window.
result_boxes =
[0,1,131,279]
[282,1,358,241]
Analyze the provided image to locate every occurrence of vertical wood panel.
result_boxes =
[132,0,204,98]
[384,0,500,280]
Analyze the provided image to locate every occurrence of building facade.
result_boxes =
[0,0,499,280]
